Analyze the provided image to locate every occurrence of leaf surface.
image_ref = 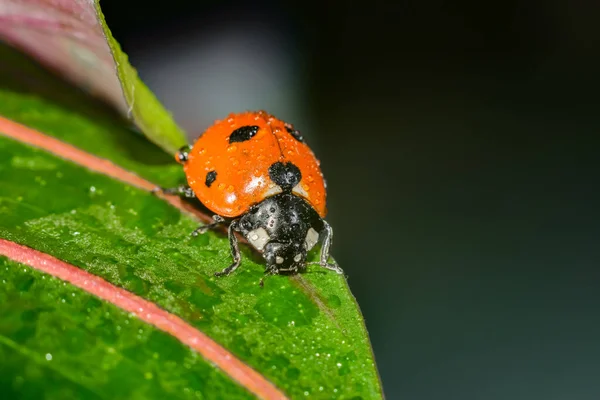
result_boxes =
[0,257,253,400]
[0,39,384,400]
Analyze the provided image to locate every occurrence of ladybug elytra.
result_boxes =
[157,110,343,279]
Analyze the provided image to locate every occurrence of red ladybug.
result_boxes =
[157,110,343,278]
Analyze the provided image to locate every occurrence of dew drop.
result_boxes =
[45,353,52,361]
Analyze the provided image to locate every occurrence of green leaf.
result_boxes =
[0,257,253,400]
[0,0,188,155]
[0,38,384,400]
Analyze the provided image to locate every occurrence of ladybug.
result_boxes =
[156,110,343,278]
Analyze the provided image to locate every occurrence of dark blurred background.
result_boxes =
[101,1,600,398]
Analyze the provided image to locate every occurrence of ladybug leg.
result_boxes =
[191,215,225,236]
[175,145,192,164]
[214,220,242,277]
[152,184,195,198]
[310,221,344,275]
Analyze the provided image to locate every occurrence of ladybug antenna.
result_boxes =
[259,269,277,288]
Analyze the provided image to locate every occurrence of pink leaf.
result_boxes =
[0,0,127,114]
[0,0,188,154]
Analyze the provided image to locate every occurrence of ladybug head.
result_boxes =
[237,193,324,273]
[263,241,307,273]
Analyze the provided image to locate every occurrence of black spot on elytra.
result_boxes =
[205,170,217,187]
[285,126,304,142]
[269,162,302,191]
[229,125,260,143]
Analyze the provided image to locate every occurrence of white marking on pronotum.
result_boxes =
[263,182,283,197]
[246,227,270,251]
[305,228,319,251]
[276,256,284,264]
[292,183,309,198]
[294,254,302,262]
